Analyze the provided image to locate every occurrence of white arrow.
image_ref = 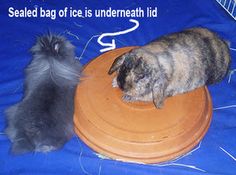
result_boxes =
[97,19,139,52]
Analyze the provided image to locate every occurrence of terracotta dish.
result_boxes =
[74,47,212,164]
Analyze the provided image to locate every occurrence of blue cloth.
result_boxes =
[1,0,236,174]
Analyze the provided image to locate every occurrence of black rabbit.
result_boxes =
[5,34,82,154]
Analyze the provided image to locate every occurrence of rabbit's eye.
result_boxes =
[138,74,145,79]
[134,74,145,83]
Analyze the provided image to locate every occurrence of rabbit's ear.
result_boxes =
[152,79,167,109]
[108,55,125,75]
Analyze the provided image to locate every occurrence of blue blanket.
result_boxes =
[1,0,236,174]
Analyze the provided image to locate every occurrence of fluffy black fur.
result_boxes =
[5,34,82,154]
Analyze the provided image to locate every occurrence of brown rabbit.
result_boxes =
[108,28,231,108]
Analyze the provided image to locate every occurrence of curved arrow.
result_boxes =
[97,19,139,52]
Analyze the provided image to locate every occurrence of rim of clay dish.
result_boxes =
[74,47,212,164]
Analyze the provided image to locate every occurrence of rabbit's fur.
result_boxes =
[5,34,82,154]
[109,28,231,108]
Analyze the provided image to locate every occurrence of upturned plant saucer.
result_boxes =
[74,47,212,164]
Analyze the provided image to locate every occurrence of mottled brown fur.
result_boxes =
[108,28,231,108]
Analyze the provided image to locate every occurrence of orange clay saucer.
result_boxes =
[73,47,212,164]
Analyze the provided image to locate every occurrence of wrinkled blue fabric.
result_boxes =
[0,0,236,174]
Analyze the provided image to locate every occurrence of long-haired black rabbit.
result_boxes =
[5,34,82,154]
